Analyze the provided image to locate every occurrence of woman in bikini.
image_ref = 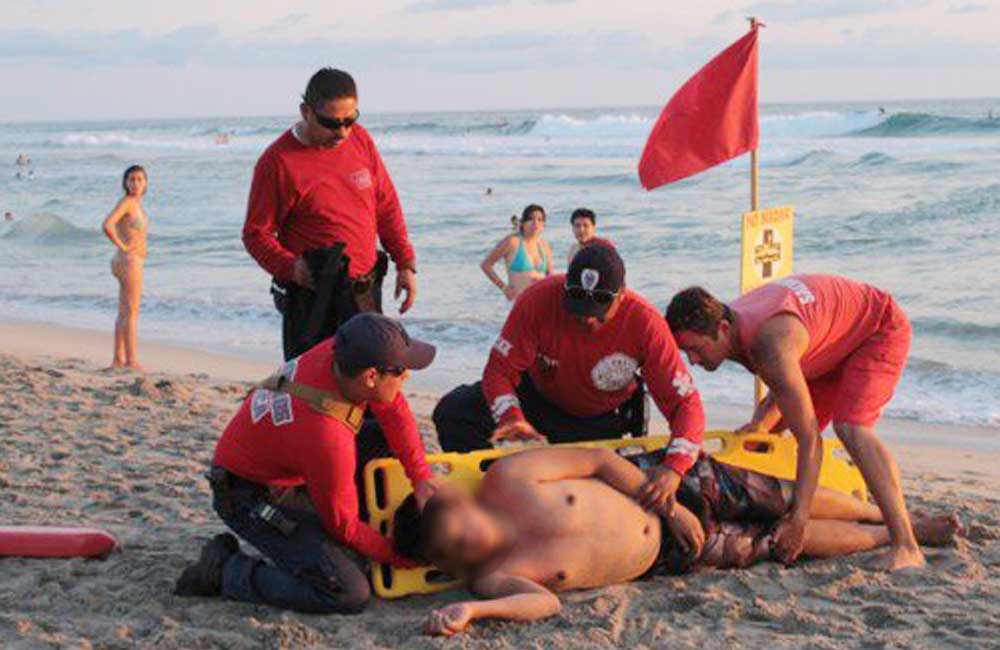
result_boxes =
[102,165,148,370]
[480,204,553,302]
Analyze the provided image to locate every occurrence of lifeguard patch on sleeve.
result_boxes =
[250,359,298,426]
[493,336,513,357]
[672,370,696,397]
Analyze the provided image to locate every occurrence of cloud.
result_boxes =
[404,0,571,12]
[0,24,670,73]
[949,2,988,13]
[1,18,993,82]
[406,0,509,12]
[741,0,930,23]
[257,13,308,35]
[0,25,230,66]
[712,10,736,25]
[761,27,1000,69]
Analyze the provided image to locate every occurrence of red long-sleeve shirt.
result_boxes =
[213,340,432,567]
[481,275,705,475]
[242,126,416,283]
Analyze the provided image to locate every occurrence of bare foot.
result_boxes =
[125,362,145,373]
[913,513,962,547]
[870,545,926,571]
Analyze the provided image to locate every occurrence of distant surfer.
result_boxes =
[667,275,926,570]
[480,204,553,302]
[566,207,597,267]
[485,187,493,196]
[102,165,149,371]
[3,211,13,222]
[15,153,31,178]
[879,106,886,115]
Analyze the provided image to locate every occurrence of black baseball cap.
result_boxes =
[564,241,626,317]
[334,313,436,371]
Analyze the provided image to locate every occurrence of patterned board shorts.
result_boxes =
[638,454,793,576]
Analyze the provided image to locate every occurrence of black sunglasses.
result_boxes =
[377,365,407,377]
[565,284,618,305]
[313,108,360,131]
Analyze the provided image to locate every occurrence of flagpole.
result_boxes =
[749,16,760,214]
[748,16,764,406]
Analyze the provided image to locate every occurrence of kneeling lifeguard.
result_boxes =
[175,314,440,613]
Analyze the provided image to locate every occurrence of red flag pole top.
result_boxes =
[639,22,761,190]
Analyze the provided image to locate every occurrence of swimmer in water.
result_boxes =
[102,165,149,371]
[480,204,553,302]
[565,207,597,267]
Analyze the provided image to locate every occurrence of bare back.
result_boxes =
[478,476,661,591]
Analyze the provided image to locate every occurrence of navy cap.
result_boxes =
[334,313,436,371]
[564,241,626,317]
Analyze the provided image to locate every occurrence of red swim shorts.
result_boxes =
[809,300,912,430]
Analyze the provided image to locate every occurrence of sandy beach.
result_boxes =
[1,320,998,649]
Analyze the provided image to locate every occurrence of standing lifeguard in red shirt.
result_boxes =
[434,242,706,509]
[174,314,440,613]
[666,275,922,570]
[243,68,418,360]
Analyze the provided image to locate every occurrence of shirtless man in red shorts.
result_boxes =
[666,275,922,570]
[392,447,958,636]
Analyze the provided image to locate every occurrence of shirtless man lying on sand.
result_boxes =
[393,446,960,636]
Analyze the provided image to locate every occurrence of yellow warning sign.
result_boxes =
[740,206,794,294]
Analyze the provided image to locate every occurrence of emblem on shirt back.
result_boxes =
[581,268,600,291]
[350,169,373,190]
[775,277,815,305]
[591,353,639,392]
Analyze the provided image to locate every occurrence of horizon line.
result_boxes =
[3,95,999,128]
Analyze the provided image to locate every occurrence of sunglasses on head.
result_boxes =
[377,365,406,377]
[564,284,618,305]
[313,108,360,131]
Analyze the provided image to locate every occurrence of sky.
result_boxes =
[1,0,999,121]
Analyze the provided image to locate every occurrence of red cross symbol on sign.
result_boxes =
[754,229,782,278]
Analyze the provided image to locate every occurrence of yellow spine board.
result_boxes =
[365,431,867,599]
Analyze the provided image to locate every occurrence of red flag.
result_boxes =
[639,27,759,190]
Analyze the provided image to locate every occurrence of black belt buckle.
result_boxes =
[252,503,299,537]
[351,275,374,296]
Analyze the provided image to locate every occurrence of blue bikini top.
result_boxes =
[508,237,547,274]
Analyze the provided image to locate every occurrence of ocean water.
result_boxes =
[2,98,999,427]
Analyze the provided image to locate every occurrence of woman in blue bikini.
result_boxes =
[480,204,554,302]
